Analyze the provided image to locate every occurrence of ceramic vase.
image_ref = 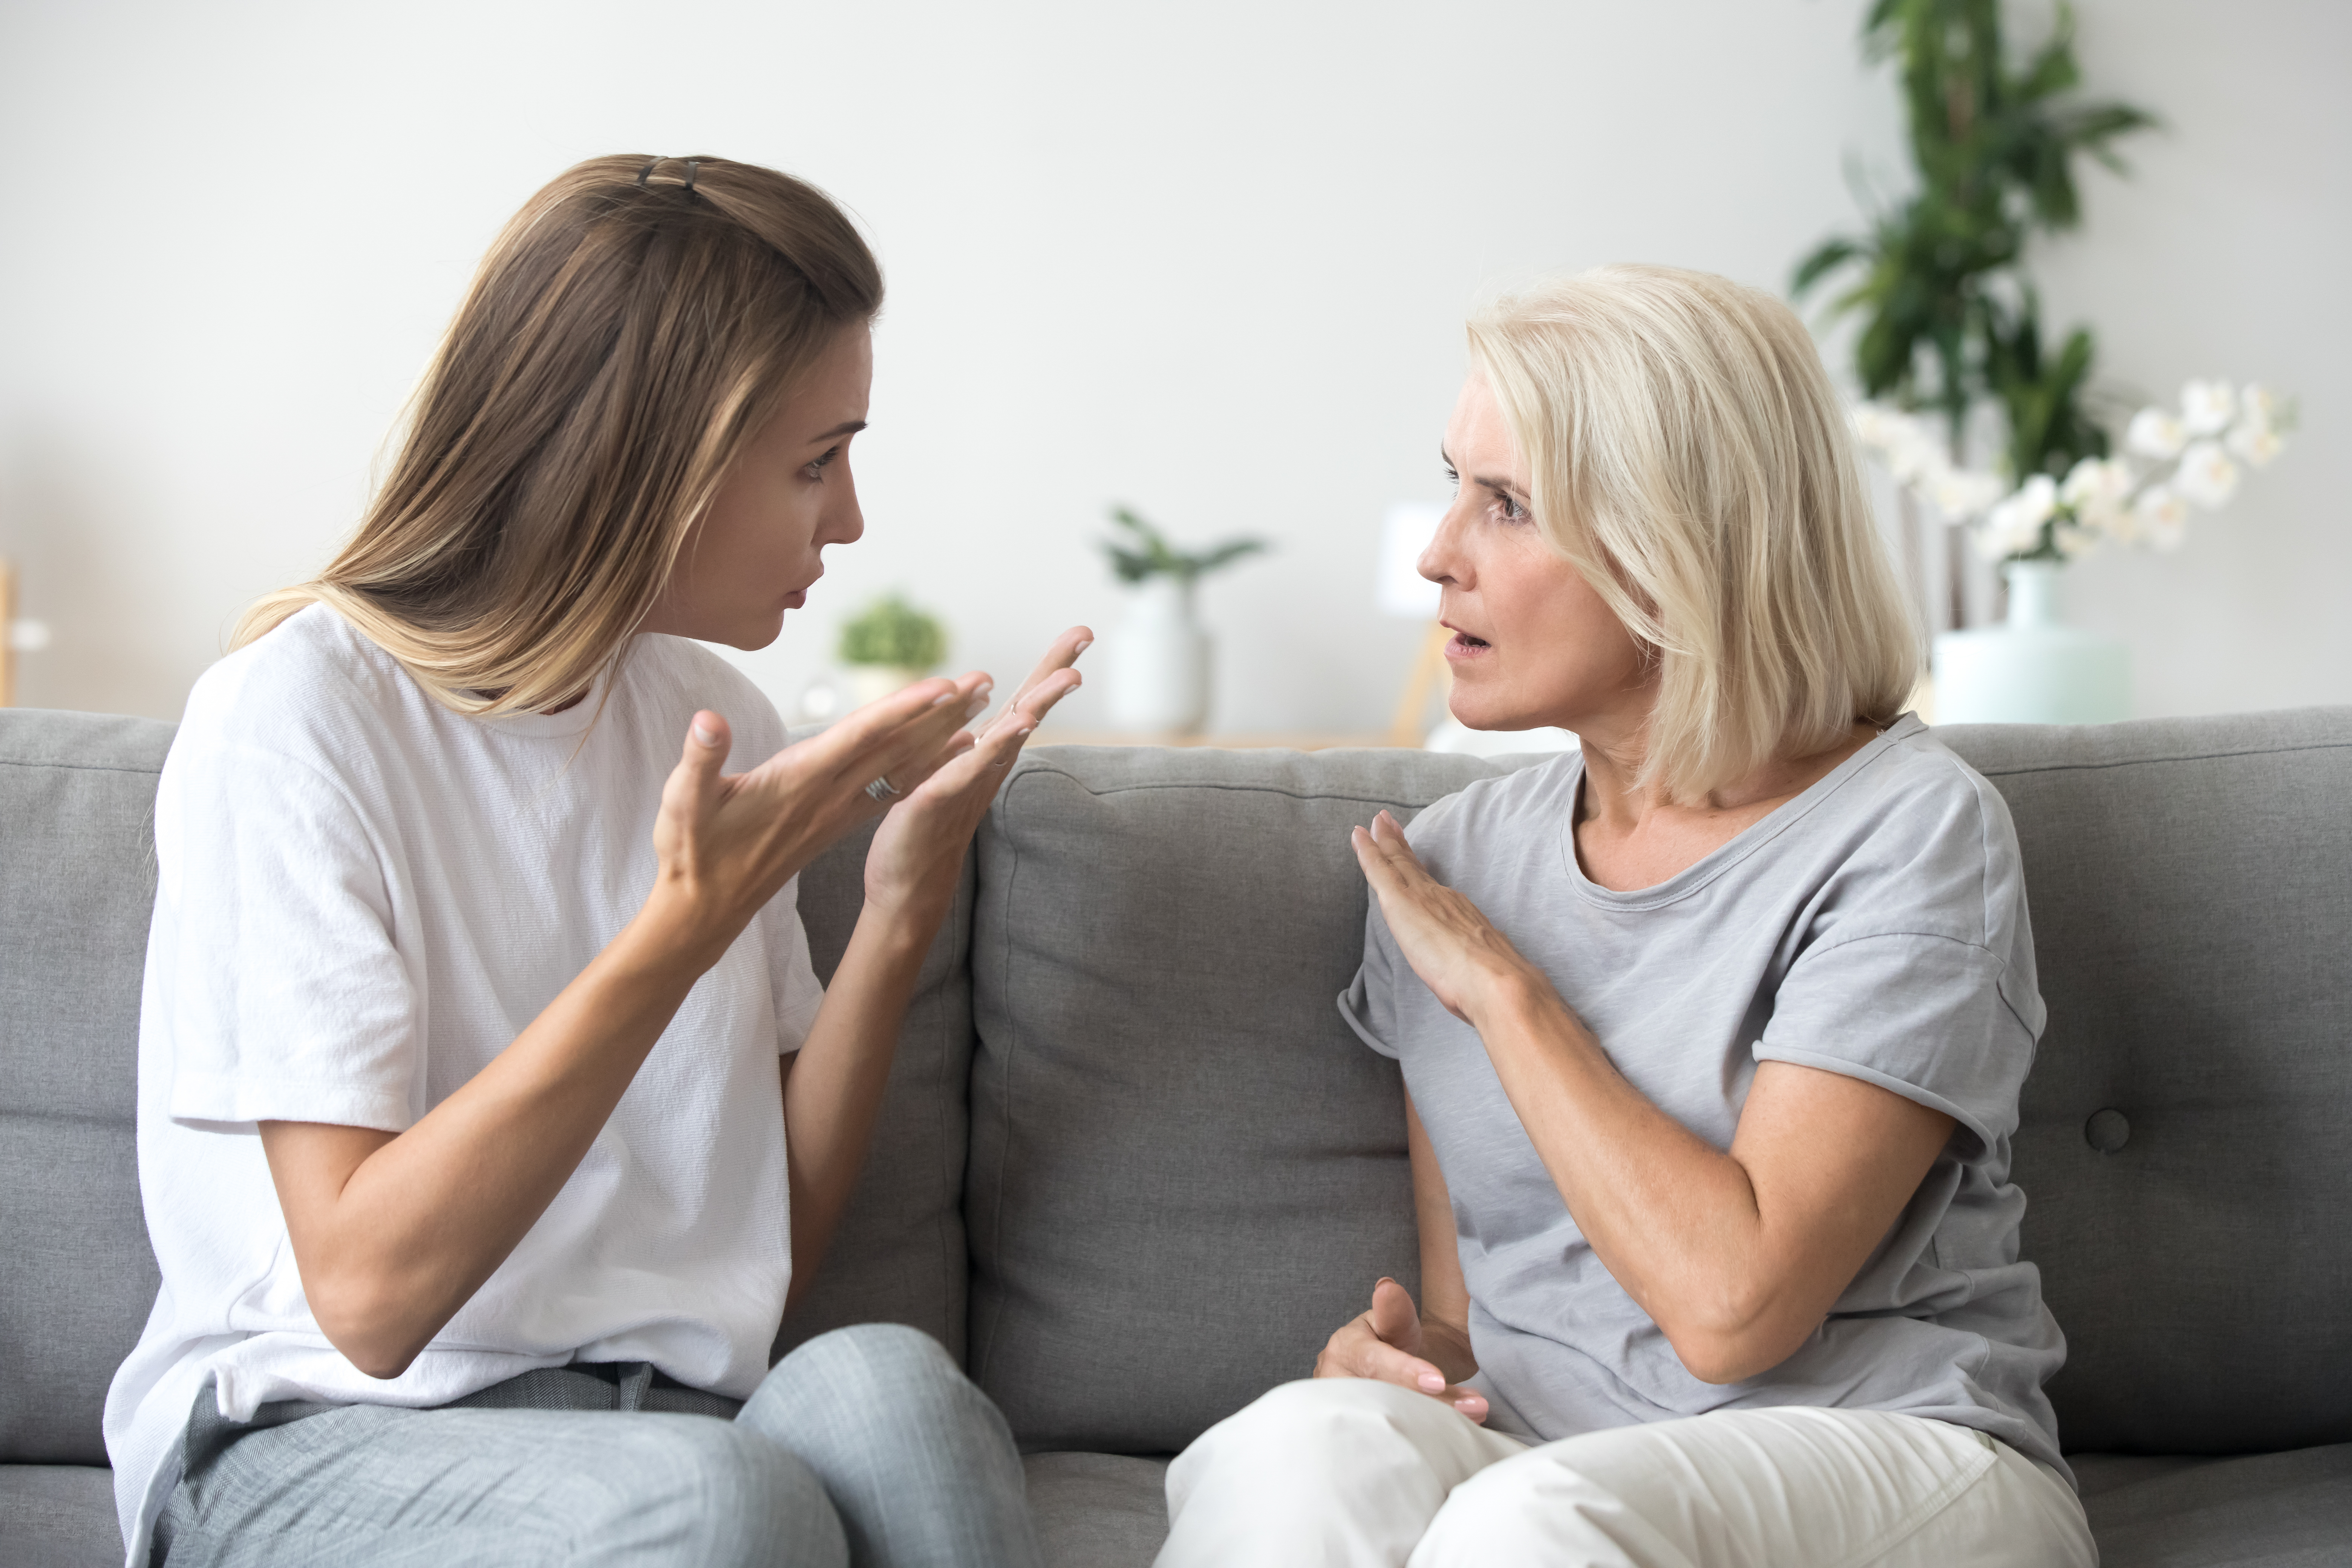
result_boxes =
[1931,559,2128,724]
[1106,576,1211,733]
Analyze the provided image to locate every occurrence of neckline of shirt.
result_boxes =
[1554,712,1927,911]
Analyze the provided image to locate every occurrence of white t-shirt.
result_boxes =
[103,605,827,1562]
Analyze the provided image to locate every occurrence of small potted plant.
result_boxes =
[838,593,948,706]
[1099,505,1267,733]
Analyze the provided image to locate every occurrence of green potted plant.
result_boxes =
[1098,506,1267,733]
[837,593,948,706]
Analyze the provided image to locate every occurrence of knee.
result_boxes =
[586,1419,847,1568]
[767,1322,963,1408]
[1179,1379,1435,1489]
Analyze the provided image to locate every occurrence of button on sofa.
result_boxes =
[4,706,2348,1567]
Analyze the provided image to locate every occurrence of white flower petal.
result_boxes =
[2174,441,2240,508]
[2181,379,2237,436]
[2126,408,2187,459]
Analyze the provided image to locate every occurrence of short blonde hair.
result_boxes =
[1467,265,1918,804]
[235,155,882,715]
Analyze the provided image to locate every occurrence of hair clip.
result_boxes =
[682,159,700,199]
[636,158,660,189]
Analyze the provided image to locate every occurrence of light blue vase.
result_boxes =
[1931,560,2129,725]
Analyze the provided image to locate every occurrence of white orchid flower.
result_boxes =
[2225,421,2284,467]
[2059,457,2133,526]
[1929,468,2007,519]
[2126,407,2187,459]
[2056,523,2101,559]
[2181,380,2237,435]
[2134,486,2190,551]
[2239,383,2282,431]
[2174,441,2241,508]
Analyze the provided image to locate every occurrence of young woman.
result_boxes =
[1157,267,2096,1566]
[104,155,1084,1568]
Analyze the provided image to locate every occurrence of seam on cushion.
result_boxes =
[973,777,1031,1384]
[933,853,969,1361]
[0,1106,138,1130]
[0,756,166,776]
[1968,737,2352,776]
[1009,762,1475,808]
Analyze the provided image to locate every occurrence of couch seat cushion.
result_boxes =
[1027,1451,1169,1568]
[2074,1444,2352,1568]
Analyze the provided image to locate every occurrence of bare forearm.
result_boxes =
[781,900,938,1304]
[267,901,712,1377]
[1469,981,1778,1362]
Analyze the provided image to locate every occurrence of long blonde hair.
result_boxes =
[235,155,884,714]
[1467,265,1917,804]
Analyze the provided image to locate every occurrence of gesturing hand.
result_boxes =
[1314,1277,1488,1423]
[1350,809,1547,1027]
[649,665,1010,964]
[863,626,1091,924]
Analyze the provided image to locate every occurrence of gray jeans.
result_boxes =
[153,1323,1042,1568]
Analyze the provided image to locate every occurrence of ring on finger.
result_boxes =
[864,774,902,803]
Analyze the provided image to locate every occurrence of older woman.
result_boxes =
[1156,267,2094,1566]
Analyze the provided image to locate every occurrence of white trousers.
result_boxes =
[1156,1379,2097,1568]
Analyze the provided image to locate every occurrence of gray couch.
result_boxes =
[5,705,2349,1567]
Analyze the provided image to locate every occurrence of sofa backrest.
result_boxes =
[0,709,173,1465]
[1939,709,2352,1456]
[962,744,1517,1451]
[972,713,2352,1461]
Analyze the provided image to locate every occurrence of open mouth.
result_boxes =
[1446,629,1493,656]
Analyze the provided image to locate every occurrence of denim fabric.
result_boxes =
[152,1324,1037,1568]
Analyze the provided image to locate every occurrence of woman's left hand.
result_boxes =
[1351,810,1548,1026]
[862,626,1091,925]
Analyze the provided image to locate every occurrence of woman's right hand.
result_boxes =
[646,672,993,963]
[1315,1277,1489,1422]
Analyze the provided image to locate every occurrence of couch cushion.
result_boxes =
[0,1464,121,1568]
[0,711,173,1465]
[1940,710,2352,1457]
[1026,1452,1169,1568]
[2074,1443,2352,1567]
[966,745,1518,1452]
[775,815,977,1365]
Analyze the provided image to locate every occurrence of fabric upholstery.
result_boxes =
[1025,1452,1170,1568]
[966,745,1519,1452]
[1939,710,2352,1456]
[0,1464,122,1568]
[0,711,172,1465]
[774,815,978,1366]
[2073,1443,2352,1566]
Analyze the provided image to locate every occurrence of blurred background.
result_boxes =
[0,0,2343,733]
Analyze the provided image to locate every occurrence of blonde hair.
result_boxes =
[1466,265,1918,804]
[235,155,884,714]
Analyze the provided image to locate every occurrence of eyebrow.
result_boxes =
[1440,443,1525,497]
[810,420,868,444]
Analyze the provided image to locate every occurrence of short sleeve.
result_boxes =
[1337,897,1403,1059]
[1753,932,2034,1159]
[157,741,421,1132]
[764,877,826,1054]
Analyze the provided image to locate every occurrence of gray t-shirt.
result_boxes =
[1340,714,2069,1478]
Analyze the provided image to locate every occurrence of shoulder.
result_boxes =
[1405,752,1582,854]
[1801,717,2027,956]
[176,605,418,781]
[620,636,787,762]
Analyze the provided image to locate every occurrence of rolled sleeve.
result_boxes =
[1752,931,2033,1159]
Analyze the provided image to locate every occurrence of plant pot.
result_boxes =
[1106,577,1211,733]
[1931,560,2128,724]
[845,665,933,707]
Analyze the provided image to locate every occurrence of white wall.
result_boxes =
[1,0,2342,729]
